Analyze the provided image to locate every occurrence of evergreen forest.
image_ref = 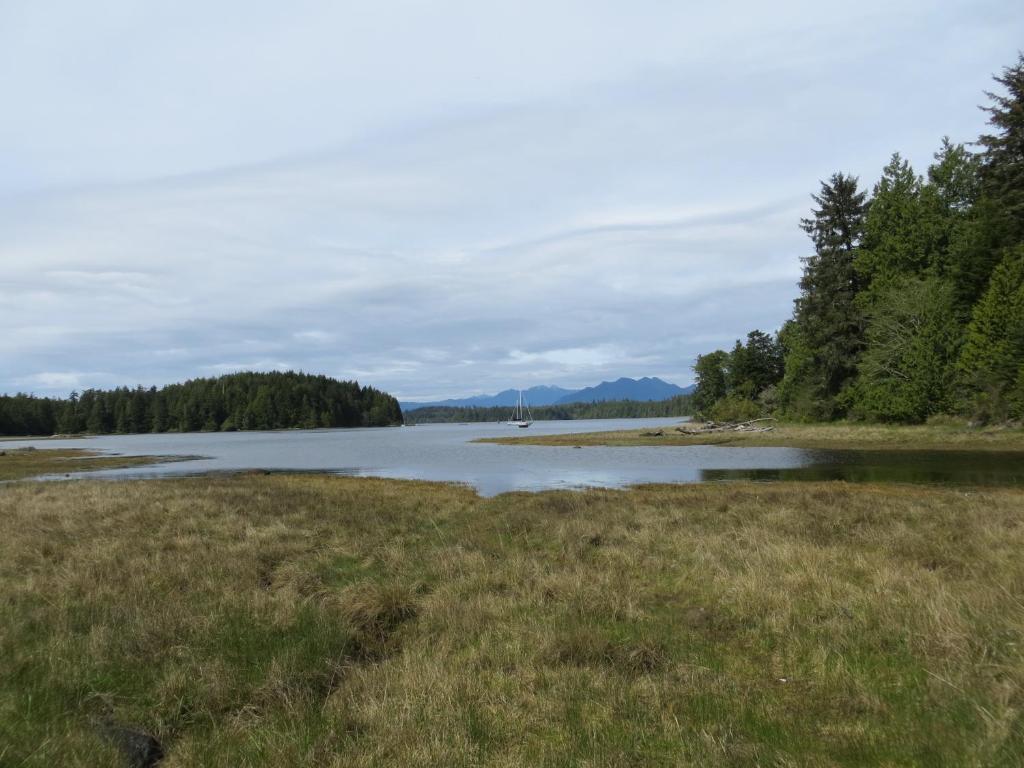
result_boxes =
[402,395,693,424]
[0,371,403,437]
[692,55,1024,424]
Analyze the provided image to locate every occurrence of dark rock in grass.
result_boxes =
[99,723,164,768]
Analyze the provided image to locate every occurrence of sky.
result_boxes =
[1,1,1021,401]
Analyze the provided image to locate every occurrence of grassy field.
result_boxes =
[2,468,1024,765]
[0,447,171,482]
[480,420,1024,452]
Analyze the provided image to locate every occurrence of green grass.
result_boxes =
[2,473,1024,765]
[479,419,1024,451]
[0,447,171,481]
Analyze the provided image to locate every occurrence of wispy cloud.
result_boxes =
[15,371,113,392]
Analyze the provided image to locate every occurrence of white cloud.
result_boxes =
[504,346,627,369]
[293,330,334,343]
[15,371,112,392]
[201,361,294,374]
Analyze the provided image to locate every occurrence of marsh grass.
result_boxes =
[480,420,1024,451]
[0,448,170,482]
[2,475,1024,765]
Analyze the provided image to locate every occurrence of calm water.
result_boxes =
[5,418,1023,495]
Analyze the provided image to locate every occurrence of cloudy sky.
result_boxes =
[1,1,1021,401]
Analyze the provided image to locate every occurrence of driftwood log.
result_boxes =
[640,429,664,437]
[675,418,776,435]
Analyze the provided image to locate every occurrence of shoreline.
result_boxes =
[476,420,1024,452]
[0,447,193,482]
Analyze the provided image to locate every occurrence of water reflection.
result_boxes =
[701,450,1024,487]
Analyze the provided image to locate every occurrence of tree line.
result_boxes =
[0,371,403,436]
[403,395,693,424]
[693,55,1024,424]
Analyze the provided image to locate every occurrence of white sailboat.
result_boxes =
[506,390,533,428]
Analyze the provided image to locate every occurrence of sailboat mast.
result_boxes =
[506,388,531,427]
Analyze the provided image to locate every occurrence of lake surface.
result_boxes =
[5,418,1023,495]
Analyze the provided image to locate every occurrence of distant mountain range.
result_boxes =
[401,377,694,412]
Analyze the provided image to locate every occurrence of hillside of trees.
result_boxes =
[0,371,403,436]
[693,54,1024,425]
[403,395,693,424]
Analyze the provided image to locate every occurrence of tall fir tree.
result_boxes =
[940,58,1024,314]
[783,173,868,418]
[918,139,985,311]
[856,153,926,288]
[978,53,1024,249]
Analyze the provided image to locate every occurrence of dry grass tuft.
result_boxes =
[547,625,669,674]
[339,581,420,660]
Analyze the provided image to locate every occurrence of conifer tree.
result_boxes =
[851,278,959,422]
[692,350,729,414]
[978,53,1024,248]
[727,330,784,398]
[784,173,868,418]
[958,245,1024,420]
[856,154,926,288]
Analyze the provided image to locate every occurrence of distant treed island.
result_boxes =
[0,371,403,436]
[692,55,1024,425]
[402,395,693,424]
